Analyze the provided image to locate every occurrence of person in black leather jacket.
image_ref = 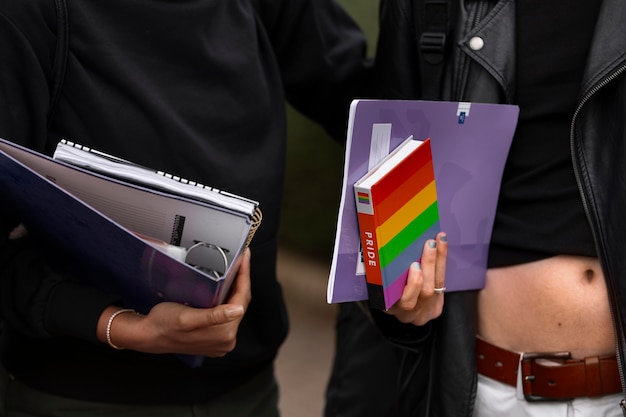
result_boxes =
[326,0,626,416]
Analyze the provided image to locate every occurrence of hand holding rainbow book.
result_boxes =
[354,137,439,310]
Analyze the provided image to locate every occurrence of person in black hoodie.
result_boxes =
[0,0,383,415]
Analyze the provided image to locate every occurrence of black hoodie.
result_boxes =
[0,0,371,404]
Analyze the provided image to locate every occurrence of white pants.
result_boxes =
[473,374,624,417]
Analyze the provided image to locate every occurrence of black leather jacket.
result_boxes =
[375,0,626,415]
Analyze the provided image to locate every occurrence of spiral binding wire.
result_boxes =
[246,207,263,247]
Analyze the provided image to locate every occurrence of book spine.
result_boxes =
[354,186,386,310]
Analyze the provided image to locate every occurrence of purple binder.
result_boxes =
[328,100,520,305]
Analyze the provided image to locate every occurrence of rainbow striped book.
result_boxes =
[353,137,439,310]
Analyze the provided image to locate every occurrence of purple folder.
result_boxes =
[328,100,519,305]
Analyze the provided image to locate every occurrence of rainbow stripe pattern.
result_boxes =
[355,138,439,309]
[356,191,370,205]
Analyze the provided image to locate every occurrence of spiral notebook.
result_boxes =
[0,138,262,313]
[53,139,259,218]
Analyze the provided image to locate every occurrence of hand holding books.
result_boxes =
[98,247,251,358]
[384,232,448,326]
[0,137,263,367]
[353,137,440,310]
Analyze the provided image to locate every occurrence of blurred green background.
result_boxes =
[277,1,379,261]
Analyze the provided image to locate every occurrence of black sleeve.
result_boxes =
[259,0,374,142]
[0,4,52,151]
[0,233,120,343]
[367,305,434,351]
[325,303,434,416]
[0,4,120,344]
[375,0,423,99]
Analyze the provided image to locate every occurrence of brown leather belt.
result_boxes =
[476,337,622,401]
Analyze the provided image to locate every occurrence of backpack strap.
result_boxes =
[48,0,69,127]
[413,0,451,99]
